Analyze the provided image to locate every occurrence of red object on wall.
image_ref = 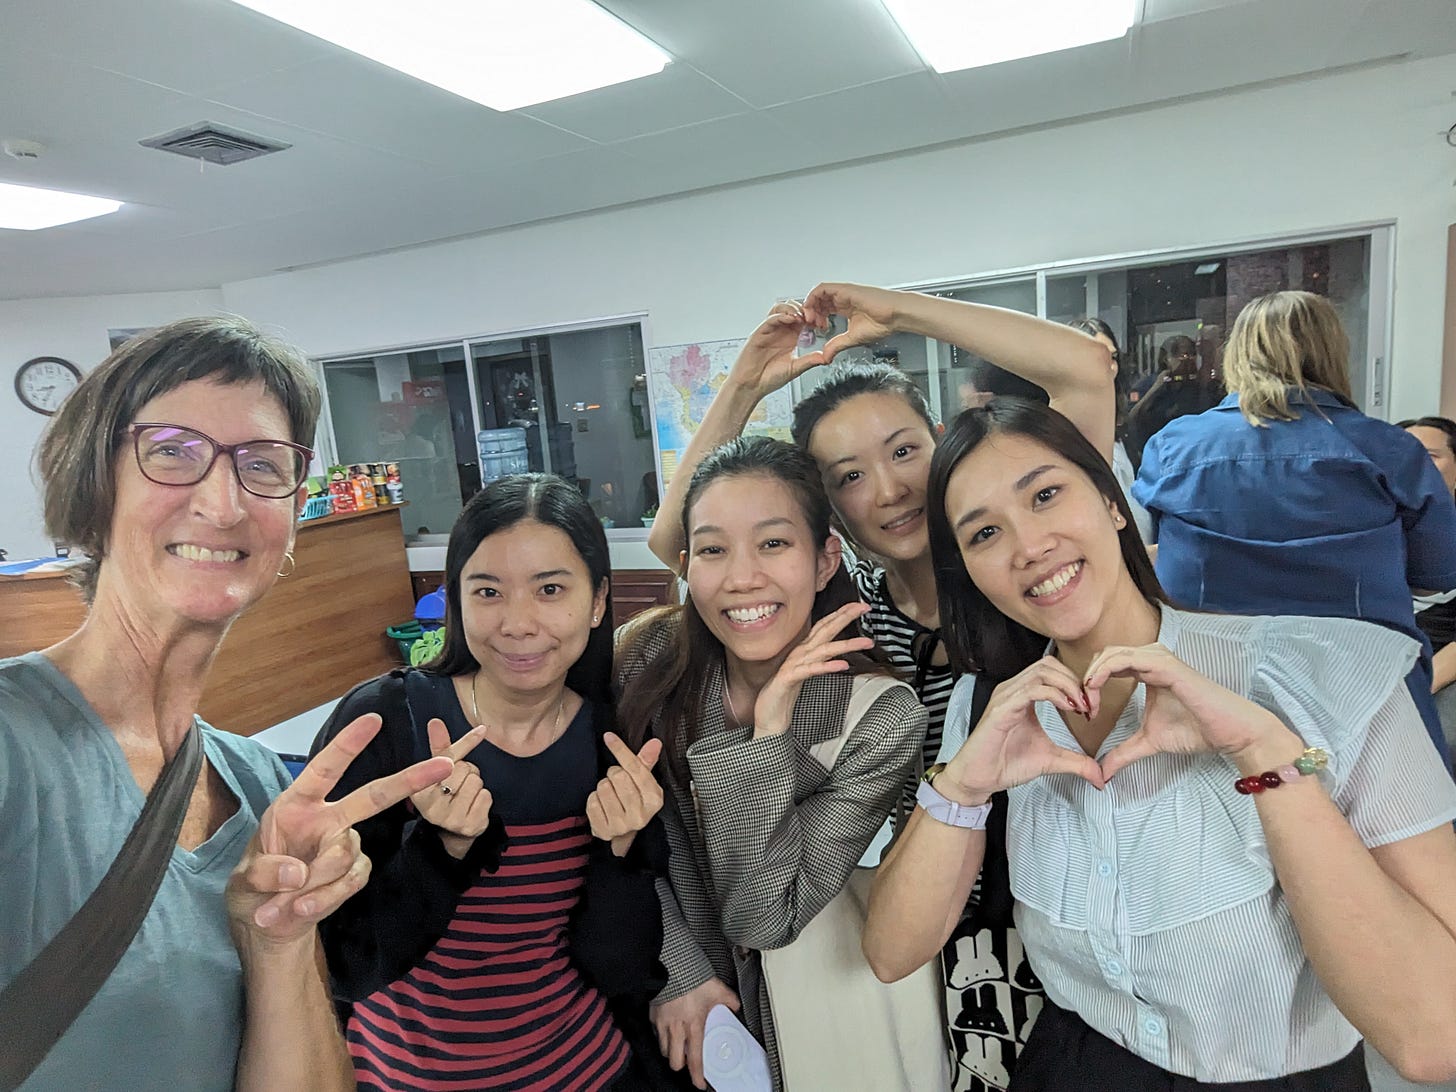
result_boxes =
[402,379,446,405]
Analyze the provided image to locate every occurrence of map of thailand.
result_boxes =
[646,338,793,486]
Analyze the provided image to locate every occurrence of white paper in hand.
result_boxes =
[702,1003,772,1092]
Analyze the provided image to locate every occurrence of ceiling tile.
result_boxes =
[4,0,335,97]
[203,57,592,171]
[519,63,751,143]
[615,0,927,109]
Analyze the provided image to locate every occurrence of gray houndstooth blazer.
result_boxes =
[619,615,928,1088]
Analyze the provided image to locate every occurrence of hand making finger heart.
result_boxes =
[586,732,666,857]
[410,719,494,857]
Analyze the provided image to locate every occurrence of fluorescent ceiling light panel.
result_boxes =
[227,0,671,111]
[0,182,122,230]
[883,0,1138,73]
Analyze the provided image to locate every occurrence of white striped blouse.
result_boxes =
[939,605,1456,1082]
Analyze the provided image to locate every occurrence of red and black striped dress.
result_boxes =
[347,706,630,1091]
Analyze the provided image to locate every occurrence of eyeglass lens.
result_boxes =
[135,425,305,498]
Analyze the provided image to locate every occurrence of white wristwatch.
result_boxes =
[916,765,993,830]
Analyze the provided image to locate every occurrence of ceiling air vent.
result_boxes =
[139,122,291,166]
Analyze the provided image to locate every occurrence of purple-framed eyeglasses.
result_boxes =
[128,423,313,499]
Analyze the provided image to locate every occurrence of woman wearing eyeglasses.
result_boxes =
[0,317,450,1091]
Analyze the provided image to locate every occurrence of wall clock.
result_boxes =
[15,356,82,415]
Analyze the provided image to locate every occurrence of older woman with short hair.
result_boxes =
[0,317,450,1090]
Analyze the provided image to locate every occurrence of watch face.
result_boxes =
[15,356,81,415]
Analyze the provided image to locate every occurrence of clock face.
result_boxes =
[15,356,82,415]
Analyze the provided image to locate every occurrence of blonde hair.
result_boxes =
[1222,290,1353,426]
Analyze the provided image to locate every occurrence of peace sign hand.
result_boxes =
[939,657,1106,802]
[586,732,666,857]
[226,712,453,944]
[725,300,827,400]
[1085,645,1294,781]
[411,719,493,859]
[751,601,876,737]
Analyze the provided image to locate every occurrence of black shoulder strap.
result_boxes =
[966,673,1015,929]
[0,723,203,1091]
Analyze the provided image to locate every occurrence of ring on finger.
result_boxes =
[440,784,454,796]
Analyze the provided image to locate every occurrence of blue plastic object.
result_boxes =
[415,586,447,623]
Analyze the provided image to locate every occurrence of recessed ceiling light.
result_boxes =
[226,0,671,111]
[1194,262,1221,275]
[883,0,1138,73]
[0,182,122,230]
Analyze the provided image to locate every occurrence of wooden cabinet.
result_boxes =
[610,568,679,628]
[0,504,415,736]
[412,570,445,603]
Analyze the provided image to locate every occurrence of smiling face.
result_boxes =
[459,519,607,701]
[806,391,936,565]
[1407,425,1456,495]
[98,378,302,632]
[685,473,840,671]
[943,431,1143,649]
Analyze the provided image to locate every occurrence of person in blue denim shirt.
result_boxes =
[1133,291,1456,770]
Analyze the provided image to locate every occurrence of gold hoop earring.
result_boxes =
[276,552,296,578]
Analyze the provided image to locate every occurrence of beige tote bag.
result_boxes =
[759,675,951,1092]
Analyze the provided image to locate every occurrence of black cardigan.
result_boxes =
[310,669,669,1011]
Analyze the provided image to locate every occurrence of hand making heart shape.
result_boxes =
[939,644,1298,800]
[938,656,1107,802]
[1083,644,1294,781]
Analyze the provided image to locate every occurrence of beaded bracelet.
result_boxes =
[1234,747,1329,795]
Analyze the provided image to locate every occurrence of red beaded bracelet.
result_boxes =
[1234,747,1329,795]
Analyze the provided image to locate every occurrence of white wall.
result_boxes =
[0,288,224,559]
[224,55,1456,424]
[6,55,1455,560]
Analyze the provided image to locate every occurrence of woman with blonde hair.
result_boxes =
[1133,290,1456,770]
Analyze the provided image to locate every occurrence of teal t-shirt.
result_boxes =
[0,652,291,1091]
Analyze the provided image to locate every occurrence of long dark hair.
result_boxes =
[617,436,879,771]
[429,473,614,705]
[926,398,1168,679]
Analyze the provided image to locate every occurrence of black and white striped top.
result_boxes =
[849,559,955,812]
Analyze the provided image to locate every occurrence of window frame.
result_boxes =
[787,221,1396,419]
[312,310,656,545]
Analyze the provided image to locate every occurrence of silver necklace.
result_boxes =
[724,682,745,727]
[470,671,564,740]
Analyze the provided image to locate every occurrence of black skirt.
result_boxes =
[1009,999,1370,1092]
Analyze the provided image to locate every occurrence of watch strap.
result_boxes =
[915,777,993,830]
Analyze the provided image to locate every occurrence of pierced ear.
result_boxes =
[592,578,609,626]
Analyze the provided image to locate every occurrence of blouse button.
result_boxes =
[1144,1017,1163,1036]
[1096,860,1115,878]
